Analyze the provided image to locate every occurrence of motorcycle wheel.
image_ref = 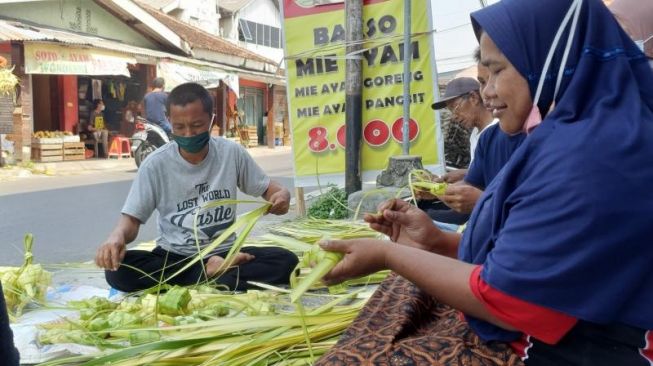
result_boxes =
[134,141,156,168]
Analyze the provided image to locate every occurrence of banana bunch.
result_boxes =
[0,66,18,97]
[1,234,52,321]
[33,130,73,139]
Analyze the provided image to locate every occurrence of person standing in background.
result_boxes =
[144,78,172,134]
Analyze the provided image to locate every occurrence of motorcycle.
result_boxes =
[131,116,170,168]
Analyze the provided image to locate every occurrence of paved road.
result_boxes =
[0,152,312,266]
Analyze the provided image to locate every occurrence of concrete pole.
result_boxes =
[401,0,412,155]
[345,0,363,195]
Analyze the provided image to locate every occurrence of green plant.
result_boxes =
[308,185,349,219]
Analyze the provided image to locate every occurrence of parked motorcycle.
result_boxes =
[131,116,170,168]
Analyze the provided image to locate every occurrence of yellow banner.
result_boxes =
[283,0,442,186]
[24,43,135,76]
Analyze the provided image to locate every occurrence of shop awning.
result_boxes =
[0,20,246,85]
[157,60,239,95]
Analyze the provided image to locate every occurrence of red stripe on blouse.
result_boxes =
[469,265,578,345]
[640,331,653,365]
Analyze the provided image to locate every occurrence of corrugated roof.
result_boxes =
[0,19,172,60]
[135,0,176,9]
[219,0,255,12]
[0,19,284,83]
[138,4,278,66]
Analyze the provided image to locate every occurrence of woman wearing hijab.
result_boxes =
[314,0,653,365]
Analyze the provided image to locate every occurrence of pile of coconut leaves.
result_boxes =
[28,201,389,366]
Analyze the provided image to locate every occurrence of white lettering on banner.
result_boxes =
[24,43,134,76]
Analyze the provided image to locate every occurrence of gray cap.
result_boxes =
[431,77,480,110]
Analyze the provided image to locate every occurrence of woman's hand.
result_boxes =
[439,183,482,214]
[364,199,442,251]
[319,239,390,285]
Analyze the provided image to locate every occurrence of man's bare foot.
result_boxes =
[205,253,255,277]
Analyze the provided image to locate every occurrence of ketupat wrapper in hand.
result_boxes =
[290,244,344,303]
[411,181,448,196]
[409,169,449,197]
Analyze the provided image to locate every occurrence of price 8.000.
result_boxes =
[308,118,419,153]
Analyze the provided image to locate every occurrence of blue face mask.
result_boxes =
[172,115,214,154]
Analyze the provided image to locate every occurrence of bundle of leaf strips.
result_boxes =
[267,218,379,244]
[38,284,369,366]
[163,199,271,286]
[1,233,51,321]
[37,204,390,364]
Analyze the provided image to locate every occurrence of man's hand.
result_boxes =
[320,239,389,285]
[439,183,483,214]
[95,235,126,271]
[206,252,255,277]
[267,188,290,215]
[439,169,467,184]
[364,199,442,252]
[95,214,141,271]
[264,181,290,215]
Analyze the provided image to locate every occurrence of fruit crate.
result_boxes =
[31,142,63,162]
[63,142,85,161]
[32,137,64,144]
[247,126,258,147]
[63,135,81,143]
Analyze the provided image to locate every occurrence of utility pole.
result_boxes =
[401,0,412,155]
[345,0,363,195]
[375,0,424,188]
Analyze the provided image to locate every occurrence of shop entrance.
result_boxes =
[238,87,264,145]
[32,75,61,132]
[77,65,147,136]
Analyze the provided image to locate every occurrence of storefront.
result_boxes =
[24,42,151,138]
[0,0,288,162]
[7,35,245,158]
[156,60,239,137]
[236,79,287,147]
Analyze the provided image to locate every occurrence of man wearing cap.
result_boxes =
[432,77,496,179]
[416,77,496,226]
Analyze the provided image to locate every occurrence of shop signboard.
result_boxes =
[282,0,443,187]
[24,43,135,76]
[157,61,239,96]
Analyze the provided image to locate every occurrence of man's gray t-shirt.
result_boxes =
[122,137,270,257]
